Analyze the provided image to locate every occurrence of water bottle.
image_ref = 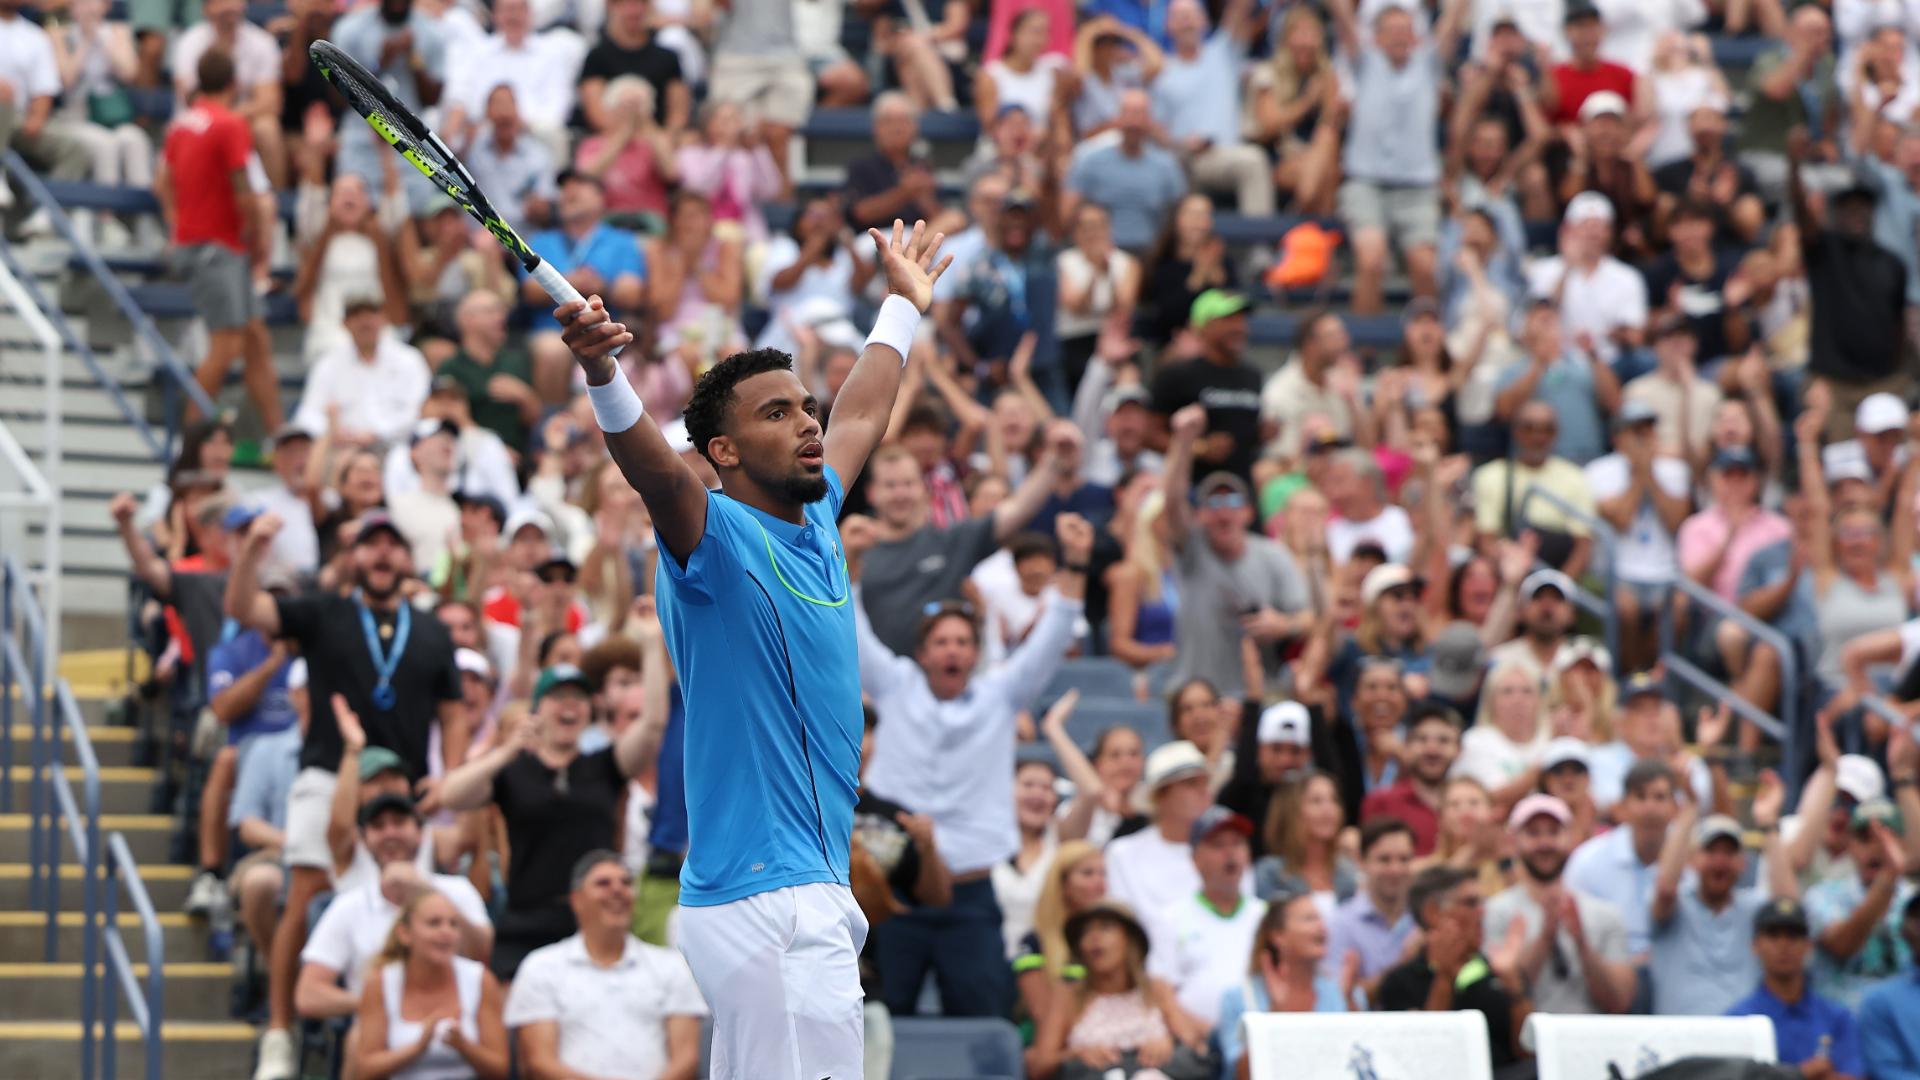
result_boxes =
[207,887,234,961]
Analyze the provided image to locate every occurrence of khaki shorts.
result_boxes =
[1338,179,1441,252]
[708,54,814,129]
[282,767,338,873]
[227,848,284,899]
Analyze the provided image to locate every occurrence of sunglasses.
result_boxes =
[1202,493,1247,511]
[922,600,977,617]
[539,567,578,585]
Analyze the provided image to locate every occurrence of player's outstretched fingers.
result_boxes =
[907,218,925,261]
[928,253,955,285]
[919,231,947,270]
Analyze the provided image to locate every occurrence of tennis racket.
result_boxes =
[308,39,604,336]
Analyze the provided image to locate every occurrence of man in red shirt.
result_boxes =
[156,48,282,430]
[1544,3,1644,130]
[1360,703,1461,855]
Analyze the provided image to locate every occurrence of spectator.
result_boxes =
[1566,757,1682,958]
[443,0,580,150]
[646,192,747,393]
[1456,660,1550,813]
[965,101,1052,196]
[851,513,1087,1018]
[1246,5,1343,216]
[1486,793,1635,1015]
[1727,897,1866,1077]
[352,890,510,1080]
[1740,7,1840,199]
[976,9,1070,134]
[869,0,963,112]
[157,49,279,429]
[1141,194,1236,346]
[1528,193,1650,377]
[1495,301,1617,467]
[1106,741,1228,952]
[242,423,321,578]
[1621,311,1721,463]
[1216,889,1350,1077]
[1065,90,1187,256]
[46,0,152,228]
[1588,680,1715,811]
[1261,310,1369,462]
[1653,100,1766,245]
[462,84,559,236]
[1327,0,1465,313]
[329,0,447,190]
[578,0,689,134]
[675,101,787,244]
[1650,783,1798,1016]
[1645,32,1727,168]
[1545,3,1642,128]
[214,643,302,958]
[1014,840,1107,1033]
[1255,770,1356,922]
[1027,900,1210,1080]
[290,297,432,451]
[1328,816,1418,992]
[1471,403,1597,578]
[1857,891,1920,1079]
[1360,704,1461,856]
[436,291,540,457]
[1147,807,1265,1027]
[292,168,410,366]
[1070,16,1164,139]
[504,851,706,1080]
[1678,445,1792,606]
[995,757,1065,956]
[1325,450,1416,566]
[1052,206,1140,395]
[1052,723,1149,847]
[1807,799,1915,1008]
[1154,0,1271,217]
[294,793,493,1024]
[848,93,948,236]
[1377,865,1527,1069]
[702,0,811,190]
[1416,777,1506,890]
[522,170,647,388]
[1159,410,1313,697]
[574,77,678,220]
[386,420,460,567]
[757,195,874,358]
[170,0,284,185]
[1585,401,1689,670]
[1560,91,1657,262]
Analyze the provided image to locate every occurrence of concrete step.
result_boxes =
[17,452,154,497]
[0,960,239,1022]
[3,767,157,814]
[6,725,142,769]
[0,910,209,964]
[0,814,173,864]
[0,1020,255,1079]
[21,528,128,577]
[0,376,154,424]
[0,864,192,912]
[5,688,120,729]
[8,418,158,465]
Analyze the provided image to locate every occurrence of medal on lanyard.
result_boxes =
[358,598,412,712]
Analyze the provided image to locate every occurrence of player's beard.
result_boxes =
[780,470,830,505]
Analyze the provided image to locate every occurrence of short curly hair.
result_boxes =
[682,348,799,466]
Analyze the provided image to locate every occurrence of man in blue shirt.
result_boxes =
[1728,897,1865,1079]
[556,219,949,1079]
[524,169,648,395]
[1859,892,1920,1079]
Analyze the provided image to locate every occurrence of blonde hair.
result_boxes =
[375,890,455,967]
[1473,659,1546,740]
[1267,7,1330,105]
[1031,842,1102,978]
[1124,490,1167,602]
[604,74,657,118]
[1546,667,1617,743]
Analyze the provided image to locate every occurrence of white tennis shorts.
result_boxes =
[282,767,338,872]
[677,882,869,1080]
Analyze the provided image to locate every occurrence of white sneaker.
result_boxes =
[253,1028,297,1080]
[183,870,223,917]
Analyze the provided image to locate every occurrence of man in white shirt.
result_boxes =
[1485,794,1637,1015]
[1323,447,1415,565]
[245,422,322,578]
[0,0,90,184]
[170,0,286,185]
[1108,740,1253,953]
[290,297,431,452]
[506,851,706,1080]
[1584,400,1690,671]
[443,0,582,154]
[1149,807,1265,1026]
[1525,192,1649,371]
[388,420,462,568]
[383,376,522,507]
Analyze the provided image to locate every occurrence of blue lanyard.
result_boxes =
[357,597,411,711]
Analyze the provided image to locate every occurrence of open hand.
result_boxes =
[332,694,367,754]
[868,218,953,314]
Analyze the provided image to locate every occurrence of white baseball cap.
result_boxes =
[1360,564,1423,607]
[1257,701,1312,747]
[1541,736,1592,773]
[1823,441,1874,484]
[1836,754,1886,804]
[455,647,495,682]
[1143,740,1211,791]
[1578,90,1628,122]
[1855,392,1910,435]
[1564,190,1616,226]
[502,507,557,544]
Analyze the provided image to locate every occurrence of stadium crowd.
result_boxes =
[11,0,1920,1068]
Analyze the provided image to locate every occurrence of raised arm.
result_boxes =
[109,492,174,597]
[990,425,1073,543]
[223,513,286,636]
[613,611,673,779]
[1750,770,1800,901]
[1159,405,1207,552]
[558,296,709,566]
[991,515,1093,710]
[437,726,528,813]
[824,220,954,487]
[1795,403,1837,579]
[1651,788,1700,926]
[1324,0,1361,58]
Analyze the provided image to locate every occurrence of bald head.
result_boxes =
[1118,89,1153,142]
[456,290,507,349]
[1167,0,1207,44]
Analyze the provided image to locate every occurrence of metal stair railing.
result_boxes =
[1515,485,1621,661]
[101,831,164,1080]
[1657,575,1806,801]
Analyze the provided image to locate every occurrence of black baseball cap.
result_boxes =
[1753,897,1809,935]
[555,167,604,189]
[358,791,422,828]
[352,511,407,547]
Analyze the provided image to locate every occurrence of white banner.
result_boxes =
[1244,1010,1494,1080]
[1525,1014,1778,1080]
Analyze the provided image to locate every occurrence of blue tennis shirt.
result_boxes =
[654,466,860,906]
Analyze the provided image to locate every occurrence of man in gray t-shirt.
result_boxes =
[1161,406,1311,695]
[849,434,1072,656]
[1485,794,1636,1016]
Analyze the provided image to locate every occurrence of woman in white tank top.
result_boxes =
[354,891,508,1080]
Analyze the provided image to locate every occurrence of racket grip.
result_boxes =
[531,258,625,356]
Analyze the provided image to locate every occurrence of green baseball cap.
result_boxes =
[1189,289,1250,330]
[358,746,407,782]
[1852,797,1905,836]
[532,663,593,707]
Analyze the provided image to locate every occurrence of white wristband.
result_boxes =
[865,294,921,367]
[587,373,645,434]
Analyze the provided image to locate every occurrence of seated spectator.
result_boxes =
[756,195,875,358]
[1217,887,1349,1076]
[1051,723,1148,847]
[1053,205,1139,394]
[848,93,949,236]
[1538,738,1604,846]
[1255,770,1356,921]
[1495,300,1617,469]
[1545,2,1641,128]
[1736,3,1838,201]
[1488,794,1636,1015]
[1360,704,1461,856]
[1027,900,1209,1080]
[1639,206,1746,381]
[1857,892,1920,1078]
[1106,741,1226,951]
[1154,0,1270,217]
[1653,100,1765,245]
[1585,400,1690,671]
[1328,817,1417,994]
[1217,701,1315,855]
[219,653,303,962]
[674,101,784,243]
[47,0,152,233]
[290,298,431,452]
[645,192,747,395]
[522,171,647,391]
[702,0,811,194]
[1327,0,1465,312]
[1015,840,1108,1036]
[1567,758,1682,959]
[1245,5,1342,216]
[1456,660,1550,816]
[1651,785,1798,1016]
[462,84,559,236]
[1589,679,1715,811]
[1560,90,1657,261]
[352,890,510,1080]
[436,291,539,458]
[1323,451,1415,567]
[979,9,1071,132]
[1471,403,1597,578]
[1070,16,1163,140]
[577,0,690,136]
[170,0,285,184]
[1140,194,1236,347]
[1263,313,1371,461]
[292,166,410,365]
[1415,777,1507,893]
[869,0,964,111]
[328,0,447,194]
[504,851,706,1080]
[1163,680,1234,793]
[1147,807,1264,1027]
[1678,446,1791,612]
[1807,799,1916,1008]
[573,77,677,220]
[387,420,461,567]
[442,0,580,152]
[1728,897,1866,1076]
[1103,492,1180,674]
[1528,193,1650,378]
[996,758,1066,956]
[1377,865,1528,1068]
[1065,91,1187,257]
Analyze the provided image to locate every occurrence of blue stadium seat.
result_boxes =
[41,178,161,215]
[1044,656,1137,701]
[889,1017,1023,1080]
[1709,34,1775,68]
[803,107,981,145]
[1055,694,1172,754]
[1248,311,1402,349]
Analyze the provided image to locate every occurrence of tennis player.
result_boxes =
[556,220,950,1079]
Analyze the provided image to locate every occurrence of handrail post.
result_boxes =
[1514,486,1621,662]
[2,561,12,815]
[100,848,117,1080]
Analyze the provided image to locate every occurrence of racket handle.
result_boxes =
[531,258,625,356]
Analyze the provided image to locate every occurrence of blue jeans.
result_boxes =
[871,877,1013,1018]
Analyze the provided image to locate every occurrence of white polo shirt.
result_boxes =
[1146,893,1268,1026]
[503,933,707,1080]
[300,873,491,994]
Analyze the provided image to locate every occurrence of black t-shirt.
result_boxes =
[164,570,229,680]
[845,154,906,232]
[1143,257,1241,346]
[576,35,683,126]
[1641,248,1742,363]
[276,593,459,777]
[1805,232,1907,382]
[1149,356,1264,487]
[1377,953,1518,1066]
[853,790,921,904]
[1216,698,1341,855]
[1082,529,1127,650]
[492,747,626,913]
